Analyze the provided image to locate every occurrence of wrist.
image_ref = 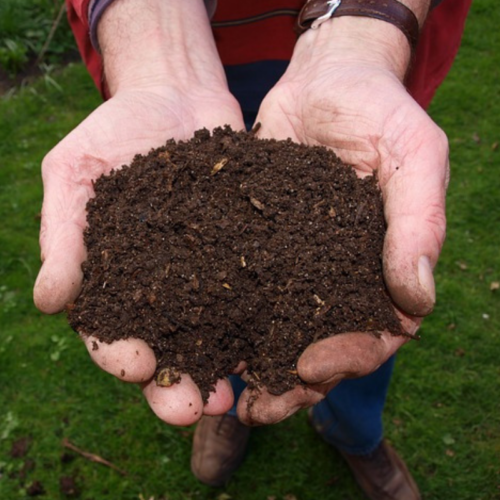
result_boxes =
[295,0,431,80]
[299,17,410,79]
[98,0,230,96]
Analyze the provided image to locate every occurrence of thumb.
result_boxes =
[34,222,86,314]
[382,125,449,317]
[33,154,92,314]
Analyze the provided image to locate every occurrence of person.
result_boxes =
[34,0,471,498]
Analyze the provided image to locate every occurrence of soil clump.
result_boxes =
[68,126,404,401]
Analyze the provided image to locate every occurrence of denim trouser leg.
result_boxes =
[310,356,396,455]
[227,375,247,417]
[228,356,395,455]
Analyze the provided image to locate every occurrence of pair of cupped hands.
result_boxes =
[33,43,448,427]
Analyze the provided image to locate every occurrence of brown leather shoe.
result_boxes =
[307,409,420,499]
[191,414,251,487]
[339,440,421,500]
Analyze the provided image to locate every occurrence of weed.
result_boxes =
[0,0,75,77]
[0,39,28,77]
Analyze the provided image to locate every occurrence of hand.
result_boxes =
[236,16,448,425]
[34,84,244,425]
[34,0,246,426]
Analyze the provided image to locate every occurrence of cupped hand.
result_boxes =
[237,32,449,425]
[34,85,244,425]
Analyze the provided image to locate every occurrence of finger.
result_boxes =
[142,375,204,426]
[202,378,235,416]
[381,118,449,316]
[253,94,298,143]
[34,154,92,314]
[34,224,86,314]
[232,361,247,374]
[82,335,156,383]
[237,384,324,426]
[297,331,409,386]
[84,333,234,423]
[237,318,416,425]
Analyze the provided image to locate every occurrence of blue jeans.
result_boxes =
[227,356,395,456]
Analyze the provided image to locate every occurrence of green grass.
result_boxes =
[0,1,499,498]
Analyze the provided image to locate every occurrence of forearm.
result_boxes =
[98,0,228,96]
[292,0,432,81]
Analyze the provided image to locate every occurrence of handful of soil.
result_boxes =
[68,126,404,401]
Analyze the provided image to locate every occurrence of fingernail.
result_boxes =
[418,256,436,307]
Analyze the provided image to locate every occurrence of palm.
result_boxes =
[35,87,244,425]
[259,67,439,173]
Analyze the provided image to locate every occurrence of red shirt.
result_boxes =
[66,0,471,109]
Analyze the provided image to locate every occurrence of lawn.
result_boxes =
[0,1,499,499]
